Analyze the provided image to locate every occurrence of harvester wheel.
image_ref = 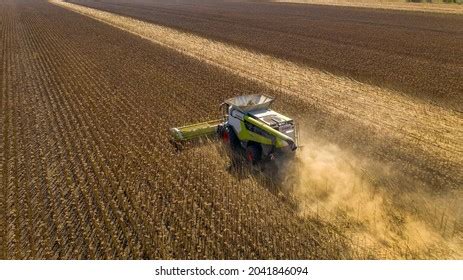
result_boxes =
[228,127,240,149]
[221,129,229,143]
[245,144,261,164]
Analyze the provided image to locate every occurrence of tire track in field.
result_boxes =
[51,0,463,186]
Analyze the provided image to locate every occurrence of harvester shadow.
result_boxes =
[224,147,300,209]
[172,139,300,209]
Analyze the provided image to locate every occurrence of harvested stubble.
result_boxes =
[56,0,463,259]
[1,0,461,260]
[1,0,349,259]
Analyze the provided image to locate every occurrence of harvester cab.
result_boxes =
[170,94,298,163]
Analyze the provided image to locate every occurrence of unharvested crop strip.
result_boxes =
[52,0,462,176]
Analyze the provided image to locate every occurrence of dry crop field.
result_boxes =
[73,0,463,111]
[272,0,463,14]
[1,0,462,259]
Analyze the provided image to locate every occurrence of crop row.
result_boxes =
[0,0,350,259]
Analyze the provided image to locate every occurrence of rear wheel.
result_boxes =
[245,144,262,164]
[226,126,241,149]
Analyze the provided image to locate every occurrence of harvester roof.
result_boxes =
[224,94,274,113]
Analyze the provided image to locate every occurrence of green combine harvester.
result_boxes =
[170,94,298,163]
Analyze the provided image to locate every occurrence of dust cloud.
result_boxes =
[287,129,462,259]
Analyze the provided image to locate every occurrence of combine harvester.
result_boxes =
[171,94,298,163]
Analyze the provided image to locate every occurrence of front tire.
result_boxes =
[227,126,241,150]
[245,144,262,164]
